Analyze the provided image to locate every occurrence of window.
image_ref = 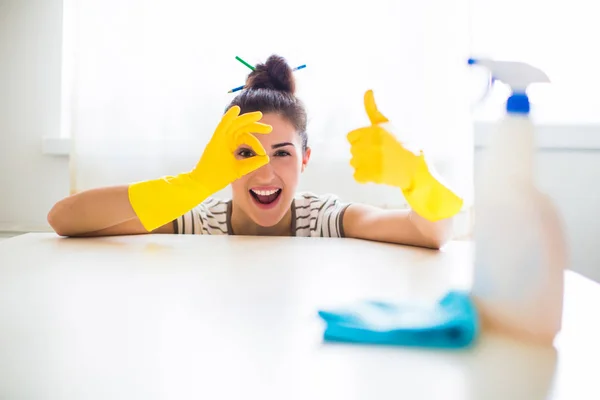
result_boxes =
[58,0,475,213]
[470,0,600,125]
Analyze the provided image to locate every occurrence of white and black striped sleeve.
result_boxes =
[173,198,229,235]
[294,193,351,238]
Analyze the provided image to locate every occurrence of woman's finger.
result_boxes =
[232,131,268,157]
[364,90,389,125]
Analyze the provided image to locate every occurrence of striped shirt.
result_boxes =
[174,192,351,237]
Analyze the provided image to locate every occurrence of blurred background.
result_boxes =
[1,0,599,281]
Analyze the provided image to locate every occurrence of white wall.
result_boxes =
[0,0,69,231]
[2,0,600,283]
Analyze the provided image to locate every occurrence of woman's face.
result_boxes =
[231,112,310,227]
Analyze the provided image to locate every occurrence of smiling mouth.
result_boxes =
[250,188,282,205]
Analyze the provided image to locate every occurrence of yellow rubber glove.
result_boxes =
[347,90,464,221]
[129,105,272,231]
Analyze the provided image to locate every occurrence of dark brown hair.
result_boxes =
[226,55,308,151]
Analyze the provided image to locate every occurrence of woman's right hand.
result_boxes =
[191,106,272,193]
[49,107,272,237]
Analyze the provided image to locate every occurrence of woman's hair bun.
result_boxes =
[244,54,296,95]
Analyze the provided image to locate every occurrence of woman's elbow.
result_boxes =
[424,236,447,250]
[423,218,454,250]
[47,200,72,236]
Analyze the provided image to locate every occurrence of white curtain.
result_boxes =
[65,0,473,212]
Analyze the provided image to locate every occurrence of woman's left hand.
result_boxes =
[346,90,464,222]
[346,90,422,191]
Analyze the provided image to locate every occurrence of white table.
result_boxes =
[0,233,598,400]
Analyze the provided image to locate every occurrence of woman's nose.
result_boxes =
[254,159,276,180]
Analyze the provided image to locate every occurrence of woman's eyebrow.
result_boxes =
[271,142,294,149]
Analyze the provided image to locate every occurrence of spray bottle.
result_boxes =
[468,58,567,346]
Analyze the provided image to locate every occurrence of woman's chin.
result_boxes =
[248,209,287,228]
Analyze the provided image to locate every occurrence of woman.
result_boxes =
[47,55,462,249]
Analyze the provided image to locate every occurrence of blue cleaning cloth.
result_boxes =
[317,290,479,349]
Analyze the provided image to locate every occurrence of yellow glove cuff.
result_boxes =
[401,158,464,221]
[128,173,210,232]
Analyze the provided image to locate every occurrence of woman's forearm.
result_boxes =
[47,185,139,236]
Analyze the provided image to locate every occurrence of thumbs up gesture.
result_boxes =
[347,90,420,190]
[346,90,464,221]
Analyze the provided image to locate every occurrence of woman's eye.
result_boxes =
[237,149,256,158]
[274,150,291,157]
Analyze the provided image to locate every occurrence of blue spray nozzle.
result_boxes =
[506,93,530,114]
